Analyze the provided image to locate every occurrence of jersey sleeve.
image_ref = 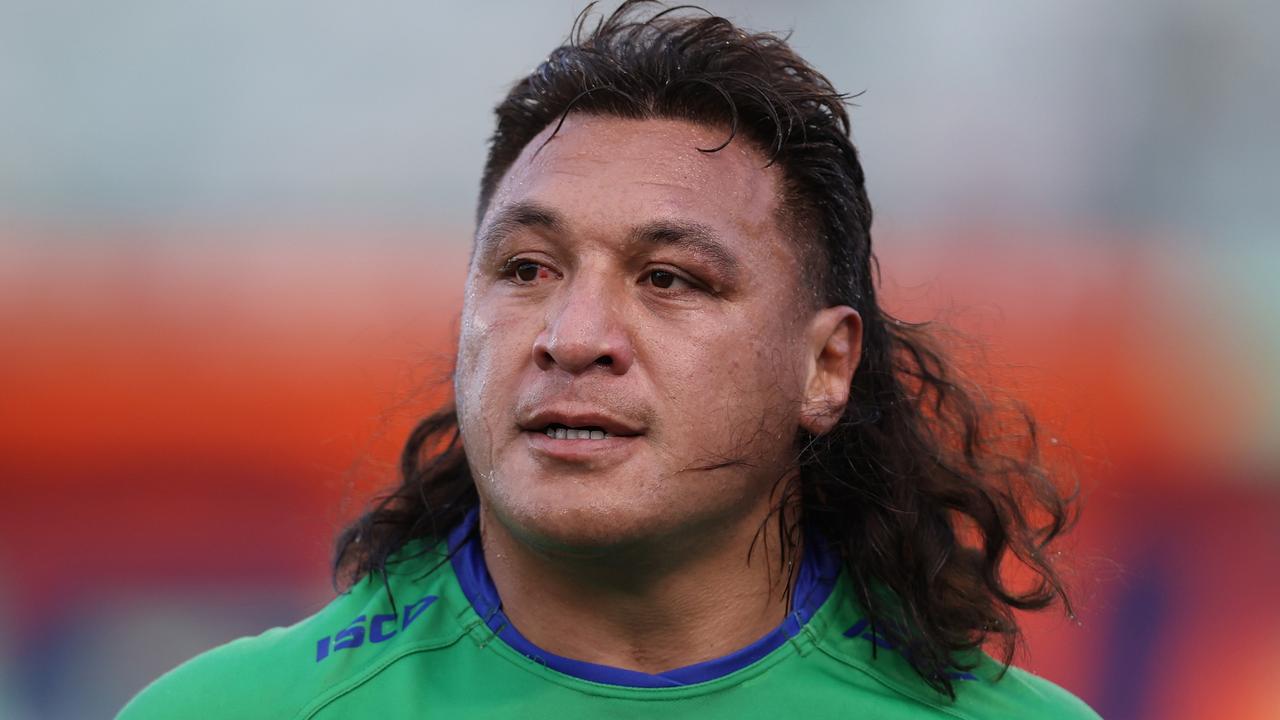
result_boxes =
[115,628,305,720]
[116,543,461,720]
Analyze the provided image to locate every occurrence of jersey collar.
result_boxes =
[447,507,841,688]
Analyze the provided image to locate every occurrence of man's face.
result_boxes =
[455,115,821,554]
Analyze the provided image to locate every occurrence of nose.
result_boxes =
[532,279,634,376]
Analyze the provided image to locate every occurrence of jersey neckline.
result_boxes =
[446,508,842,689]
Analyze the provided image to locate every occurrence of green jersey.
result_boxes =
[118,511,1098,719]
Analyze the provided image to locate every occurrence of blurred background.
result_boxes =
[2,1,1277,717]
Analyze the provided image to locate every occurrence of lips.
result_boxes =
[519,406,646,463]
[520,408,645,438]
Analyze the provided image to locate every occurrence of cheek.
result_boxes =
[734,337,805,418]
[455,299,523,443]
[453,308,490,417]
[657,318,807,456]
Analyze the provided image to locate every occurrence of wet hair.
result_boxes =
[334,0,1077,698]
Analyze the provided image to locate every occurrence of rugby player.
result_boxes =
[119,2,1099,717]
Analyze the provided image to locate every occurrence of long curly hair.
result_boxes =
[334,1,1077,698]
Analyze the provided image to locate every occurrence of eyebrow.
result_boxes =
[628,220,743,288]
[475,200,743,287]
[474,200,566,259]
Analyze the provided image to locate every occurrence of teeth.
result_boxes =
[543,425,612,440]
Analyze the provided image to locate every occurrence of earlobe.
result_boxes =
[799,306,862,435]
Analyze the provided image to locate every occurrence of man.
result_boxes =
[119,2,1098,717]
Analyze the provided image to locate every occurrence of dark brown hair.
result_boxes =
[335,1,1077,697]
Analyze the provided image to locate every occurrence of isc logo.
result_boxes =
[314,594,438,662]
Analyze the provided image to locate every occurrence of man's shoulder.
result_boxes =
[116,543,467,720]
[810,584,1099,719]
[816,635,1098,719]
[964,662,1101,720]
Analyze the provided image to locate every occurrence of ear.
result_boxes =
[799,306,862,435]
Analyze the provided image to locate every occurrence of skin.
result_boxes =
[454,115,862,673]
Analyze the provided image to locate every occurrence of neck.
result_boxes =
[477,505,800,675]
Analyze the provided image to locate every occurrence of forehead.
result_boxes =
[482,115,788,255]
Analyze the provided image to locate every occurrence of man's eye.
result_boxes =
[644,269,697,291]
[648,270,677,289]
[515,261,541,282]
[505,259,553,284]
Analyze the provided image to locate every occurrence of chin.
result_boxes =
[483,479,679,556]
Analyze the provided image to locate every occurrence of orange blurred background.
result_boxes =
[2,2,1277,718]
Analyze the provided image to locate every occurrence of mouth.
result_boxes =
[520,409,646,461]
[521,409,645,438]
[537,423,616,441]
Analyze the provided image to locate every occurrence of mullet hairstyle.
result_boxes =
[334,0,1077,698]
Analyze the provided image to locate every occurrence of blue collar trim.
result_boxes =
[447,508,841,688]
